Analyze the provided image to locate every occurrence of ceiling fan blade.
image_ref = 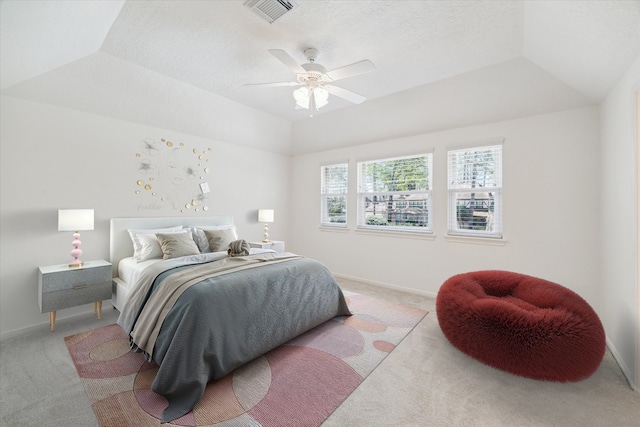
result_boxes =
[326,60,375,81]
[244,81,301,88]
[268,49,307,74]
[325,85,366,104]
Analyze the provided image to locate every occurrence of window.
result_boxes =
[321,163,348,226]
[357,154,432,232]
[447,142,502,238]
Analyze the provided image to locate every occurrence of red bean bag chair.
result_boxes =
[436,270,605,382]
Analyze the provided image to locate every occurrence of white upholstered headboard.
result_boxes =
[109,216,234,277]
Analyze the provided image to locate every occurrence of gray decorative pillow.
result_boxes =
[156,232,200,259]
[203,228,237,252]
[191,225,238,252]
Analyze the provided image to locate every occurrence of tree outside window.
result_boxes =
[357,154,432,232]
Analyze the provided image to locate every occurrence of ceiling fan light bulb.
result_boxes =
[314,87,329,109]
[293,86,310,109]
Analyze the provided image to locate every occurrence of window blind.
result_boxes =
[320,163,348,226]
[447,144,502,238]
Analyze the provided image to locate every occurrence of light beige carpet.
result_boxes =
[1,278,638,426]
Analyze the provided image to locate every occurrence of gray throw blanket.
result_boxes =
[227,239,250,257]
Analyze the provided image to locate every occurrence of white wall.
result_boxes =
[291,107,601,308]
[600,55,640,389]
[0,95,291,338]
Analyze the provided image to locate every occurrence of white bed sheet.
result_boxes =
[118,257,162,288]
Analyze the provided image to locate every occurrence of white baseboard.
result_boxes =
[606,338,639,392]
[0,301,116,342]
[0,321,51,342]
[332,272,438,299]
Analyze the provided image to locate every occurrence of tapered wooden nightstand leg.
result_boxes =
[49,311,56,332]
[96,301,103,319]
[93,302,97,315]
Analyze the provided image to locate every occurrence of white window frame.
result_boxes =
[447,141,503,239]
[357,153,433,234]
[320,162,348,227]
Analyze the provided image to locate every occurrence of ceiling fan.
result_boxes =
[246,48,375,114]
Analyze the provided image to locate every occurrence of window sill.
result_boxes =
[319,225,350,233]
[355,227,435,240]
[445,234,507,246]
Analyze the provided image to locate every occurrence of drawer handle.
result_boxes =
[73,285,89,290]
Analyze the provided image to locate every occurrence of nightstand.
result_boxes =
[249,240,285,252]
[38,260,112,332]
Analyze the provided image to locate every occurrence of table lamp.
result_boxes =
[58,209,94,268]
[258,209,274,242]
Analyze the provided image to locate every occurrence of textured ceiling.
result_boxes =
[98,0,525,120]
[1,0,639,150]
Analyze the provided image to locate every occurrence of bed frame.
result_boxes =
[109,216,234,310]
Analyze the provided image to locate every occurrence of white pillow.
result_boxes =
[135,233,165,261]
[128,226,183,261]
[191,225,237,252]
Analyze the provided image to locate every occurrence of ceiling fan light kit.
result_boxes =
[293,86,328,111]
[246,47,375,116]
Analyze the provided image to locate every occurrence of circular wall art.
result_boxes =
[134,137,212,213]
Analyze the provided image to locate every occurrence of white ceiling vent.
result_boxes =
[244,0,298,23]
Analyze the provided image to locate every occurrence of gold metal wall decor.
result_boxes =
[134,138,212,213]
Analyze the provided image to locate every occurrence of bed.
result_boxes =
[109,216,350,423]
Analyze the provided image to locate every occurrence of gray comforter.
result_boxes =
[117,252,350,423]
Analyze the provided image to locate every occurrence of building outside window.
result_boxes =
[447,142,503,238]
[357,153,432,232]
[320,163,348,226]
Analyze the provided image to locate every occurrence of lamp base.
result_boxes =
[69,232,83,268]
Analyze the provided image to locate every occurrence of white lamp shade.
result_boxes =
[258,209,274,223]
[58,209,94,231]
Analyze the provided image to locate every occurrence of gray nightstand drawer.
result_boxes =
[39,263,111,293]
[40,280,111,312]
[38,259,112,313]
